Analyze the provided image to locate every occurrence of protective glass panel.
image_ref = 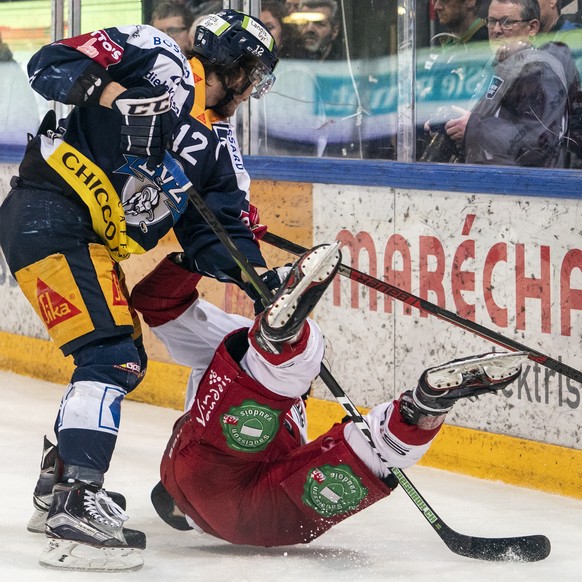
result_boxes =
[0,0,52,152]
[415,0,582,170]
[256,0,397,159]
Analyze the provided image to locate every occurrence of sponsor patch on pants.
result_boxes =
[220,400,280,452]
[15,253,94,348]
[302,464,368,517]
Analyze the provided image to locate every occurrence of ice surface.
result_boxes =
[1,370,581,581]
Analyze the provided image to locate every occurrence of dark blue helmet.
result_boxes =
[192,10,279,99]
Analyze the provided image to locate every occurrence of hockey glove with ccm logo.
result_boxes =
[112,85,174,169]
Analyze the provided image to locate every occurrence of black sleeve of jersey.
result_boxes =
[173,198,267,284]
[169,118,267,284]
[65,61,113,106]
[28,42,115,106]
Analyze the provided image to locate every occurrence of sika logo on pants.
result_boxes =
[37,278,81,328]
[302,464,368,517]
[220,400,280,452]
[15,254,95,349]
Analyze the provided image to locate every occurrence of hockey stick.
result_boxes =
[263,231,582,386]
[162,153,550,562]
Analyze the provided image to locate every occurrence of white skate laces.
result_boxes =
[84,489,128,529]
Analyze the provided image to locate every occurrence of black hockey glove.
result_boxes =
[245,266,292,315]
[112,86,174,169]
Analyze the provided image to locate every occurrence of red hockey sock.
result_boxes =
[387,399,443,446]
[130,255,202,327]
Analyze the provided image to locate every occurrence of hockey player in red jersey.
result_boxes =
[2,9,287,571]
[130,242,527,547]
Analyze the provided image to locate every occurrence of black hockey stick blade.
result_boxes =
[391,466,551,562]
[262,231,582,385]
[443,530,551,562]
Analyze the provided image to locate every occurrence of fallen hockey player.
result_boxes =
[125,242,527,547]
[28,243,528,551]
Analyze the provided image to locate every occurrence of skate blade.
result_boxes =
[297,242,341,282]
[39,538,143,571]
[27,509,46,534]
[269,242,341,329]
[427,351,529,389]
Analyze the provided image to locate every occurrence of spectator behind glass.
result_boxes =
[286,0,301,14]
[538,0,581,33]
[261,0,308,58]
[296,0,344,60]
[419,0,489,162]
[257,1,331,156]
[150,0,195,55]
[432,0,489,46]
[536,0,582,167]
[458,0,575,167]
[0,31,40,148]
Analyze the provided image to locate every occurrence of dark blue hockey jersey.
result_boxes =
[21,24,265,280]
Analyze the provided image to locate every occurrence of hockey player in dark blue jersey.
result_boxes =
[0,9,282,571]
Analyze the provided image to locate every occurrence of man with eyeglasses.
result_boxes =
[444,0,576,167]
[150,0,195,55]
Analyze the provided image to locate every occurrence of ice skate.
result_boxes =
[39,481,144,571]
[27,436,126,533]
[257,242,341,351]
[151,480,193,531]
[27,436,60,533]
[400,351,528,425]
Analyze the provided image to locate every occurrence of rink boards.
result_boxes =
[0,169,581,499]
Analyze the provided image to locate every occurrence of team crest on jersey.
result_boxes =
[302,464,368,517]
[220,400,280,452]
[115,155,189,232]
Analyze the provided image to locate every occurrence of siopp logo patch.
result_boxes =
[220,400,280,452]
[302,464,368,517]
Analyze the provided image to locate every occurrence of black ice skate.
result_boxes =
[27,436,60,533]
[151,480,193,531]
[400,351,528,426]
[27,436,126,534]
[256,242,341,352]
[39,481,144,571]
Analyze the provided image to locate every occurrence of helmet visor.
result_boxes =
[248,60,276,99]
